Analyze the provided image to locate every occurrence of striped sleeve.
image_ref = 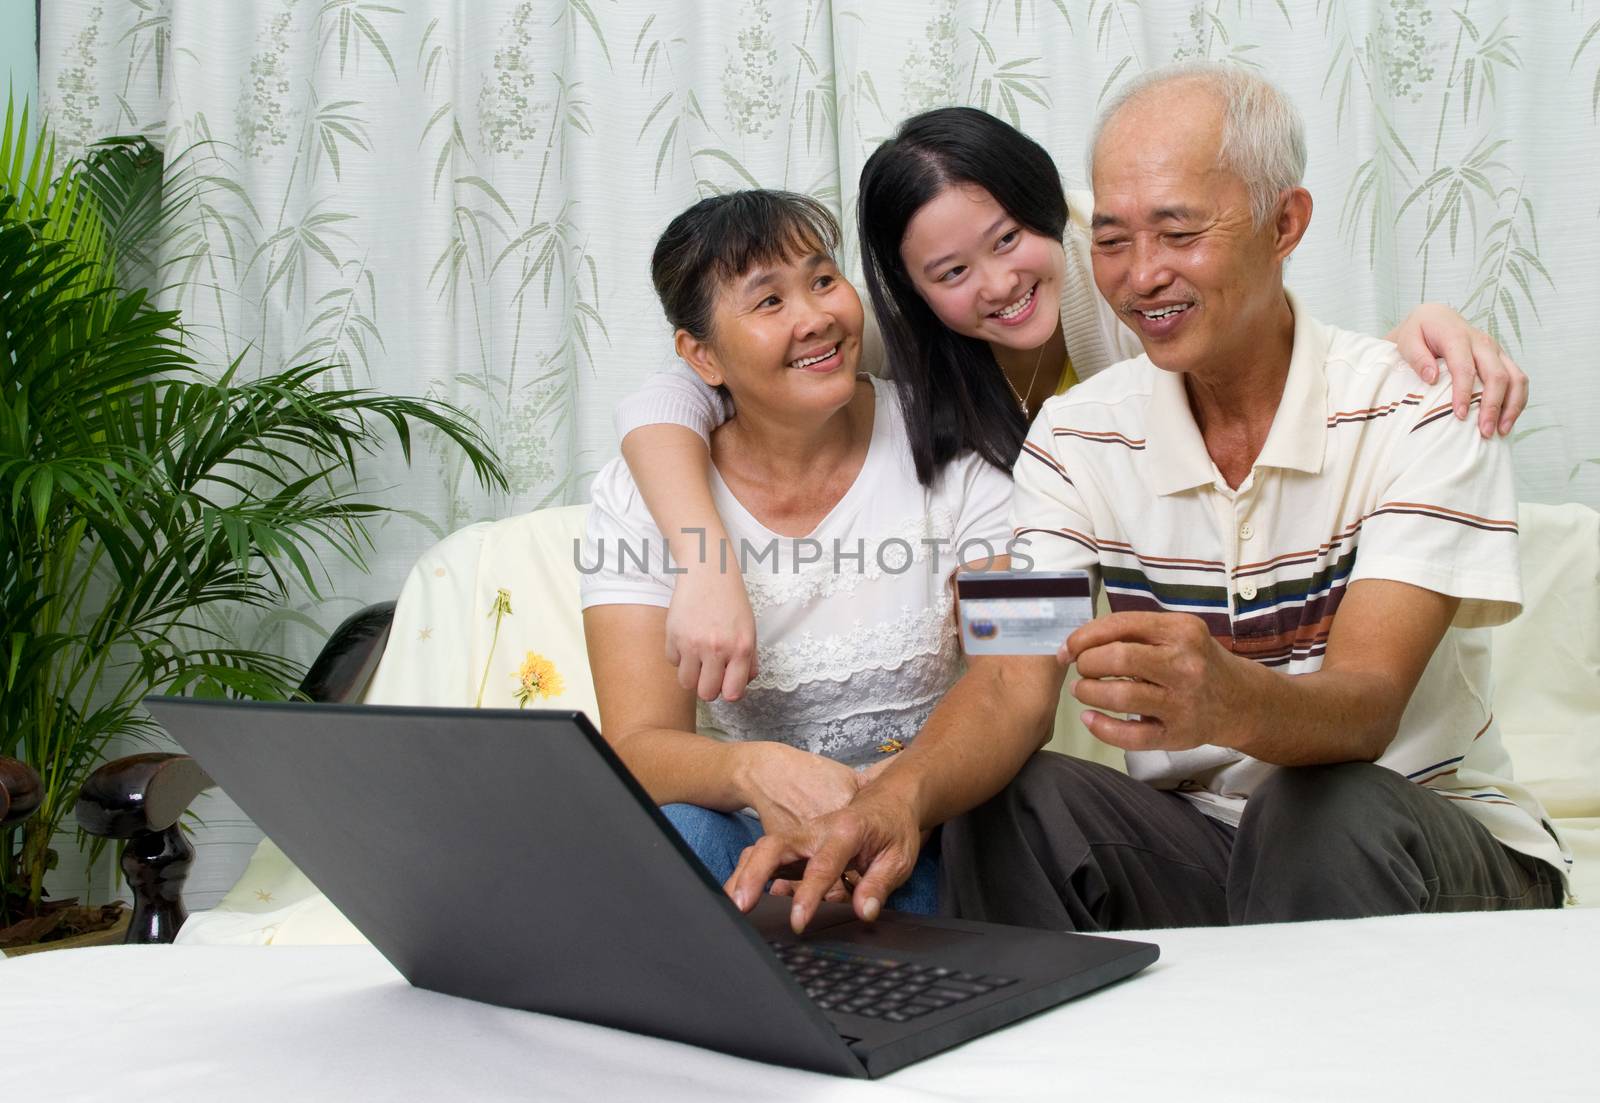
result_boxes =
[1007,408,1101,587]
[1348,375,1522,628]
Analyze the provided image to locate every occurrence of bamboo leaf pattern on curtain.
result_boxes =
[37,0,1600,905]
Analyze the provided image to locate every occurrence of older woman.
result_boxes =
[580,191,1012,912]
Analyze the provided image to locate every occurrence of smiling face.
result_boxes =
[897,183,1066,355]
[1089,83,1308,378]
[678,248,865,421]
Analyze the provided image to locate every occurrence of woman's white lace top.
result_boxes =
[581,378,1013,768]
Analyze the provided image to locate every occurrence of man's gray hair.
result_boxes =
[1087,62,1307,228]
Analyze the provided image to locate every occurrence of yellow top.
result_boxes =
[1054,356,1080,396]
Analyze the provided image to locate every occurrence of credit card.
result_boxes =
[955,569,1094,655]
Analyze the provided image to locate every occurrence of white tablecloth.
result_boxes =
[9,909,1598,1101]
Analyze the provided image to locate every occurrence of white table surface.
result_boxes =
[9,908,1598,1102]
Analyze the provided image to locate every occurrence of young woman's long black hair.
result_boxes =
[856,107,1069,485]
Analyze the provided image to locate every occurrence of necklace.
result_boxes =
[1002,340,1050,417]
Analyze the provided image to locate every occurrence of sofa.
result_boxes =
[170,501,1596,945]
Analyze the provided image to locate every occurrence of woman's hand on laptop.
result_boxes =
[736,743,861,838]
[725,791,922,934]
[767,761,919,905]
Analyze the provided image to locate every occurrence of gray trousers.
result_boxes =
[938,753,1562,931]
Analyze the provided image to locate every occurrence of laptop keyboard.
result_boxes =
[769,941,1017,1022]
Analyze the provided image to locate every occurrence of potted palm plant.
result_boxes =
[0,101,508,951]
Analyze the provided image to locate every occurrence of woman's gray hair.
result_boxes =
[1087,62,1307,228]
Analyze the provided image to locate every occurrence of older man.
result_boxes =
[728,63,1569,933]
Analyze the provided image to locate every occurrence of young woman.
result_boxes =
[614,108,1529,702]
[581,190,1014,911]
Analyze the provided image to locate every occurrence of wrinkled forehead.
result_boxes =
[1100,108,1222,176]
[1092,109,1242,221]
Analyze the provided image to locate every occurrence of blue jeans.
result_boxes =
[661,803,941,916]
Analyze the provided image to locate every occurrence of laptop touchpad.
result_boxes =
[821,921,982,953]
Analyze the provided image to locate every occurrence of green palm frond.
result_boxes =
[0,99,115,293]
[1,100,508,917]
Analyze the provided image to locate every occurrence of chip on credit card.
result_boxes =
[956,569,1094,655]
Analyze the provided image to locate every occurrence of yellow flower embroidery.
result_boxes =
[514,651,565,707]
[876,738,905,755]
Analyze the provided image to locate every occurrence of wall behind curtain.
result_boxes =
[39,0,1600,905]
[2,1,39,106]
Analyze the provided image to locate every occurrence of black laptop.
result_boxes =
[147,698,1157,1079]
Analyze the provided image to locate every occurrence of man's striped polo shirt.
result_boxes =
[1011,295,1570,882]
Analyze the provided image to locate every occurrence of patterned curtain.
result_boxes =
[39,0,1600,905]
